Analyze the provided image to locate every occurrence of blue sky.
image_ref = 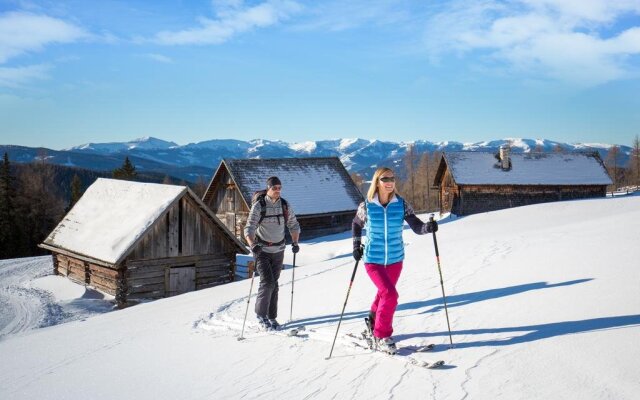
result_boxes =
[1,0,639,149]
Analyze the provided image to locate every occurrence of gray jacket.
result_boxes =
[244,195,301,253]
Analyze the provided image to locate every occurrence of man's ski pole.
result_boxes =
[326,251,362,360]
[238,257,257,341]
[430,214,454,348]
[289,252,296,322]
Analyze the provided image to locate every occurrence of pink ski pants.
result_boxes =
[365,261,403,339]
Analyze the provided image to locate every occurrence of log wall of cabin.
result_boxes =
[120,195,239,303]
[438,169,460,214]
[228,211,355,243]
[455,185,607,216]
[124,254,235,300]
[298,212,355,240]
[54,253,119,296]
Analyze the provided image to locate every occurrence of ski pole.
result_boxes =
[238,256,257,341]
[326,250,361,360]
[289,252,296,322]
[430,214,454,347]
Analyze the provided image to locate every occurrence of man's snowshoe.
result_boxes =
[268,319,281,331]
[257,316,272,331]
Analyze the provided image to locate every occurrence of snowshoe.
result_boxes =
[377,337,398,355]
[257,316,272,331]
[268,319,281,331]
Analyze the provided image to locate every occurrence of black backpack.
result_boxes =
[252,190,289,225]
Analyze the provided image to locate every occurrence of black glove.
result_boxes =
[251,243,262,256]
[353,238,363,261]
[426,220,438,233]
[291,243,300,254]
[353,247,363,261]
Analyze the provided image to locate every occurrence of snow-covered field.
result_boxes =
[1,196,639,399]
[0,257,114,339]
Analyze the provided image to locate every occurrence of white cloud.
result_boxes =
[0,64,50,88]
[423,0,640,85]
[153,0,302,45]
[141,53,173,63]
[0,11,89,64]
[294,0,412,32]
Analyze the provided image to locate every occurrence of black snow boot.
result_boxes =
[269,319,281,331]
[257,316,272,331]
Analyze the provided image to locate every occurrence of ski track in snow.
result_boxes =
[194,255,355,333]
[460,348,499,399]
[0,257,51,338]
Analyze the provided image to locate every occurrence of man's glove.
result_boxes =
[291,243,300,254]
[426,220,438,233]
[251,243,262,256]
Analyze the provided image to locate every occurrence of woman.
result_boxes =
[352,167,438,354]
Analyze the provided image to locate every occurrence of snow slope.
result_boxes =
[0,257,114,339]
[1,196,639,399]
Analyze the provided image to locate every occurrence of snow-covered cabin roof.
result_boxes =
[42,178,246,265]
[437,152,612,186]
[215,157,363,215]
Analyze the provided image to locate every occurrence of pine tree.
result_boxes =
[113,157,137,180]
[16,160,66,256]
[68,174,83,210]
[0,153,16,258]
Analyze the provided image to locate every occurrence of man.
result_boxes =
[244,176,301,331]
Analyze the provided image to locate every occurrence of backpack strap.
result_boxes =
[258,194,268,224]
[256,194,288,225]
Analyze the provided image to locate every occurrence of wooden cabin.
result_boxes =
[433,148,612,216]
[202,157,364,241]
[39,178,248,307]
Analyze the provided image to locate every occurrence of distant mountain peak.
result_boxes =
[42,136,629,182]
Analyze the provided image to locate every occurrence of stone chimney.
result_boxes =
[499,145,511,170]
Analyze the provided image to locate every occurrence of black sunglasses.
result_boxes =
[380,177,395,183]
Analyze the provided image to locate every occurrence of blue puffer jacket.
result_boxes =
[364,195,405,265]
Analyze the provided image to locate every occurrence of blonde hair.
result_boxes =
[367,167,397,201]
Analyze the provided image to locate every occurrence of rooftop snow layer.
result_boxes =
[446,152,613,185]
[224,158,363,215]
[43,178,186,264]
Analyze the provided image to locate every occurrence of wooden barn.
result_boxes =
[202,157,364,241]
[39,178,248,307]
[434,147,613,216]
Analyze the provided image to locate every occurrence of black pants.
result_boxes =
[254,250,285,320]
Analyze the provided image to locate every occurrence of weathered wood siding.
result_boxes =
[222,212,354,243]
[438,168,460,214]
[124,254,234,300]
[118,195,238,303]
[54,253,119,296]
[127,196,238,260]
[204,166,249,235]
[453,185,607,216]
[298,212,354,240]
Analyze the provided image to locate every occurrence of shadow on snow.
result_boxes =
[289,279,640,349]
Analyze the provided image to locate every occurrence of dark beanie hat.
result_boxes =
[266,176,282,188]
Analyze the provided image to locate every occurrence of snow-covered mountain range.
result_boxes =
[1,137,630,182]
